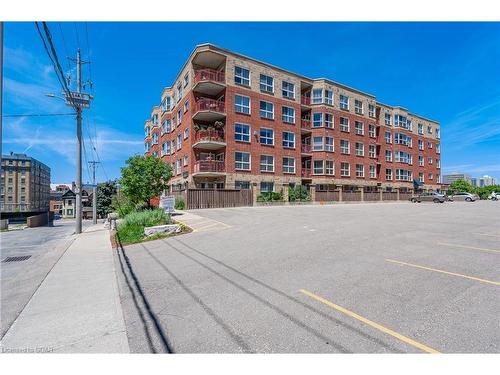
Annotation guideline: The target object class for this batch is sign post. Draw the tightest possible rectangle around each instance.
[160,195,176,214]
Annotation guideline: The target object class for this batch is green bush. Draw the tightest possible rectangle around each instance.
[288,185,310,202]
[175,196,185,210]
[117,209,171,244]
[111,194,135,218]
[257,191,283,202]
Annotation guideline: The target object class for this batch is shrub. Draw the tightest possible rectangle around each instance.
[257,191,283,202]
[288,185,310,202]
[117,208,171,244]
[175,196,185,210]
[111,194,135,218]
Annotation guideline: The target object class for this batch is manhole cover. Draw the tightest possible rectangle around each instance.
[2,255,32,263]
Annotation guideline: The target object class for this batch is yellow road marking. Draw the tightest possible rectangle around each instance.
[386,259,500,286]
[299,289,440,353]
[437,242,500,254]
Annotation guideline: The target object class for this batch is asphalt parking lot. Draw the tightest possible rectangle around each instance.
[115,200,500,353]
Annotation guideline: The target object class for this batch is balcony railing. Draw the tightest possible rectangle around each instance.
[301,144,312,153]
[194,129,225,143]
[0,203,47,212]
[194,69,225,84]
[301,95,311,106]
[301,168,311,177]
[194,160,226,173]
[301,119,311,130]
[194,98,225,113]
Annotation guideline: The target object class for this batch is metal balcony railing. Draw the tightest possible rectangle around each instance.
[301,144,312,153]
[194,69,225,84]
[194,129,225,143]
[301,119,311,129]
[301,95,311,106]
[301,169,311,177]
[194,160,226,173]
[194,98,225,113]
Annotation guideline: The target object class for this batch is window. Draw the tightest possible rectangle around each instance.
[340,162,350,176]
[260,155,274,172]
[282,81,295,99]
[419,155,424,166]
[282,131,295,148]
[184,128,189,140]
[340,140,350,154]
[177,109,182,124]
[369,144,376,158]
[418,123,424,135]
[435,128,440,139]
[428,157,433,165]
[325,137,334,152]
[419,172,424,182]
[369,165,376,178]
[394,114,410,130]
[368,104,375,118]
[340,94,349,110]
[427,125,433,134]
[235,181,251,190]
[235,66,250,86]
[418,139,424,150]
[325,113,333,128]
[428,173,433,180]
[260,128,274,145]
[184,73,189,87]
[177,82,183,101]
[325,90,333,105]
[177,134,182,150]
[163,119,171,133]
[183,155,188,166]
[355,142,364,156]
[386,169,393,180]
[428,141,433,149]
[235,152,251,170]
[260,181,274,193]
[184,100,189,113]
[152,133,159,145]
[235,95,250,114]
[395,151,412,164]
[385,131,392,144]
[313,112,323,128]
[282,106,295,123]
[283,157,295,174]
[176,159,182,175]
[235,123,250,142]
[356,164,364,178]
[355,99,363,115]
[355,121,364,135]
[260,74,274,93]
[396,169,412,181]
[394,133,412,146]
[436,144,441,153]
[313,160,324,175]
[340,117,349,132]
[385,150,392,162]
[313,136,324,151]
[384,113,391,126]
[260,101,274,119]
[312,88,322,104]
[325,160,335,175]
[368,124,376,138]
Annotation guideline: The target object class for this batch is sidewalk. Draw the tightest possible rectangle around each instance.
[0,224,129,353]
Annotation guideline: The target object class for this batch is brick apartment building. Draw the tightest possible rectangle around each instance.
[1,152,51,214]
[144,44,441,195]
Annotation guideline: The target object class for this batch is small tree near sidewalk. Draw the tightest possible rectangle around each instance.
[119,155,172,208]
[96,180,118,218]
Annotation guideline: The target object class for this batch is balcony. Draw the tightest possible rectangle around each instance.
[301,144,312,154]
[301,95,311,106]
[301,169,311,178]
[301,119,311,133]
[193,129,226,150]
[193,69,226,96]
[193,160,226,176]
[193,98,226,122]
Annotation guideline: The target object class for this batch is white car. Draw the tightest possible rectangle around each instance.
[449,192,478,202]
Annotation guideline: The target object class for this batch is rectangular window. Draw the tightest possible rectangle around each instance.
[313,112,323,128]
[355,142,364,156]
[282,106,295,123]
[260,101,274,119]
[385,150,392,162]
[325,89,333,105]
[418,140,424,150]
[325,113,333,128]
[340,117,349,132]
[419,155,424,166]
[356,164,364,178]
[436,143,441,153]
[283,157,296,174]
[435,128,440,139]
[340,94,349,110]
[368,104,375,118]
[164,119,171,133]
[368,124,376,138]
[260,181,274,193]
[394,114,411,130]
[235,152,251,170]
[386,169,393,180]
[235,181,251,190]
[235,95,251,114]
[184,128,189,140]
[184,100,189,113]
[427,125,433,134]
[325,160,335,175]
[183,155,188,166]
[260,155,274,172]
[184,73,189,87]
[428,173,433,180]
[325,137,334,152]
[177,134,182,150]
[282,131,295,148]
[312,88,323,104]
[313,136,324,151]
[313,160,324,175]
[340,140,350,154]
[369,165,376,178]
[385,113,391,126]
[235,123,250,142]
[385,131,392,144]
[235,66,250,86]
[177,109,182,124]
[428,141,433,149]
[369,144,376,158]
[340,162,350,176]
[177,82,183,101]
[418,123,424,135]
[355,121,364,135]
[282,81,295,99]
[176,159,182,175]
[260,74,274,93]
[396,169,412,181]
[355,99,363,115]
[260,128,274,145]
[428,157,433,165]
[395,151,411,164]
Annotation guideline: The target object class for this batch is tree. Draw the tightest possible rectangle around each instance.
[96,180,118,217]
[449,179,476,194]
[120,155,172,208]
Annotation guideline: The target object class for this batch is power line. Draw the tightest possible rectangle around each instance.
[58,22,71,71]
[84,22,93,92]
[73,22,81,50]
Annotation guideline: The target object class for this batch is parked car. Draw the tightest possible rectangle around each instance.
[410,192,446,203]
[449,192,478,202]
[488,192,498,201]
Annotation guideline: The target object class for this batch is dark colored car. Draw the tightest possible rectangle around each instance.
[410,192,446,203]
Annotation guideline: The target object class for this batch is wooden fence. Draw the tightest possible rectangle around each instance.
[363,192,380,201]
[399,192,412,201]
[185,189,253,209]
[343,191,362,201]
[315,191,340,202]
[382,192,398,201]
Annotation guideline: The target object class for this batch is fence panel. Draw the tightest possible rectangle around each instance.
[399,192,412,201]
[315,191,340,202]
[186,189,253,210]
[382,192,398,201]
[364,192,381,201]
[343,191,362,201]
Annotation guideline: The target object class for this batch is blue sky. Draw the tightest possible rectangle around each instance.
[3,22,500,184]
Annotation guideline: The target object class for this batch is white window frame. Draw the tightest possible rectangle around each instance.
[325,136,334,152]
[235,151,251,170]
[260,155,275,173]
[340,139,350,154]
[283,157,296,174]
[355,99,363,115]
[282,106,295,124]
[313,136,324,151]
[384,113,391,126]
[313,112,323,128]
[340,162,350,177]
[235,66,250,86]
[386,150,392,162]
[282,131,295,149]
[325,90,333,105]
[355,121,364,135]
[356,164,364,178]
[340,117,349,132]
[368,104,375,118]
[369,165,376,179]
[325,113,334,128]
[325,160,335,175]
[260,100,274,119]
[340,94,349,110]
[259,127,274,145]
[355,142,364,156]
[369,144,376,158]
[235,123,250,143]
[368,124,376,138]
[313,160,324,175]
[260,74,274,93]
[385,169,393,181]
[282,81,295,99]
[312,88,323,104]
[235,95,251,114]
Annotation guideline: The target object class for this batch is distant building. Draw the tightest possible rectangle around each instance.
[60,188,94,219]
[478,175,496,187]
[471,177,478,187]
[1,152,51,213]
[49,184,72,215]
[443,173,471,185]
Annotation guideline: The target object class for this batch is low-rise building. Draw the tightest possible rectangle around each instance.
[443,173,471,185]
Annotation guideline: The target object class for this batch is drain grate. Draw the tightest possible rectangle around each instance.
[2,255,32,263]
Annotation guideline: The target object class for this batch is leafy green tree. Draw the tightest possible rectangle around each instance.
[449,179,476,194]
[119,155,173,208]
[96,180,118,217]
[476,184,500,199]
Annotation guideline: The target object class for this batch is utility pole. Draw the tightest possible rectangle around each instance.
[75,49,83,234]
[0,22,4,178]
[88,160,99,224]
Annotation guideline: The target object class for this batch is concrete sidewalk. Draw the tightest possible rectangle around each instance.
[0,224,129,353]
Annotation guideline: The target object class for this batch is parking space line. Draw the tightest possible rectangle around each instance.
[299,289,440,353]
[473,233,500,238]
[386,259,500,286]
[437,242,500,254]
